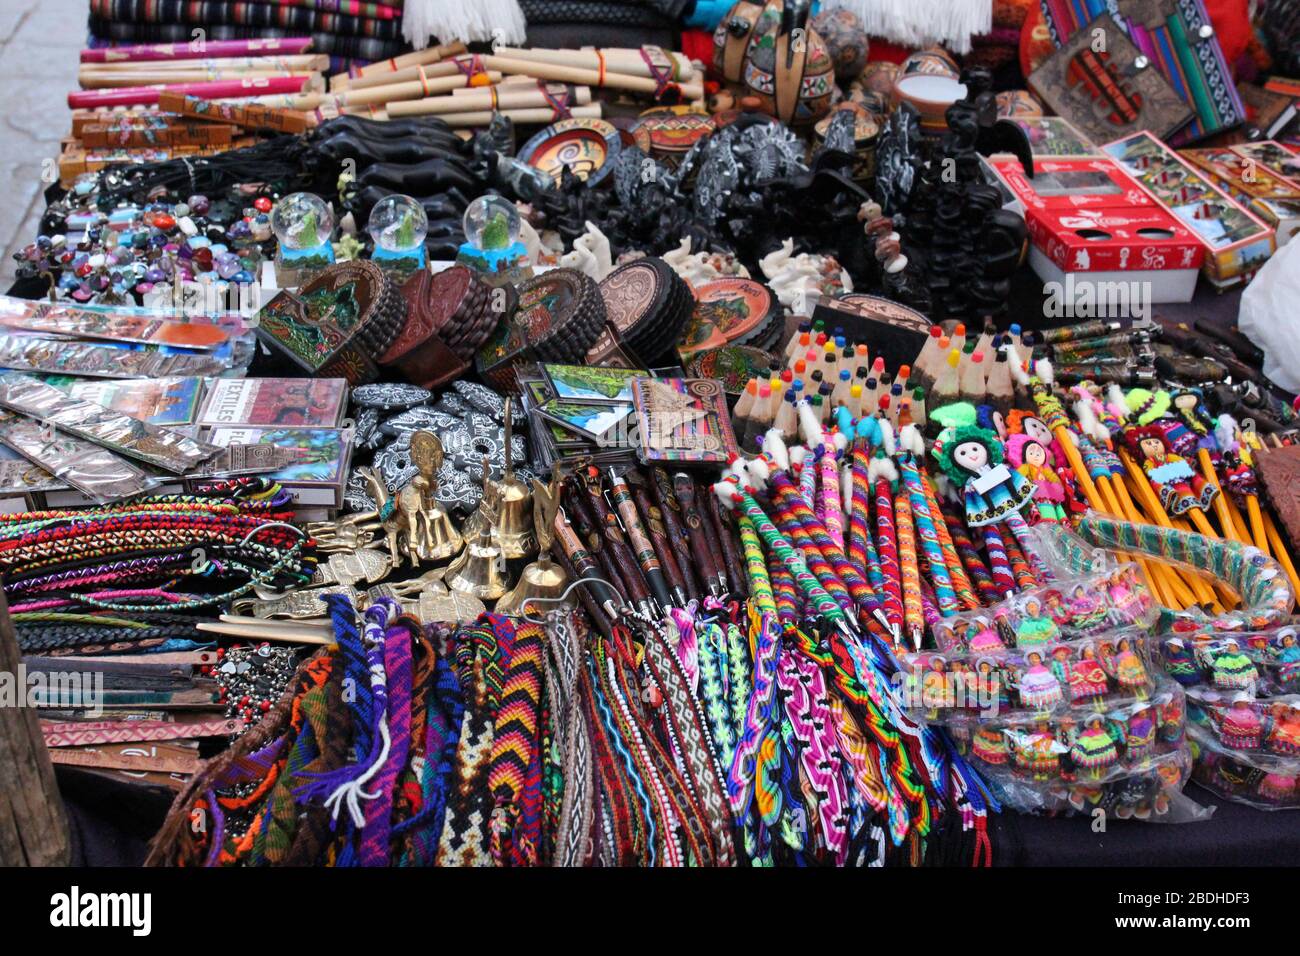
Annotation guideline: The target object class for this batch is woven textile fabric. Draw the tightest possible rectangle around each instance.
[88,0,402,39]
[88,20,406,59]
[217,0,403,18]
[519,0,675,27]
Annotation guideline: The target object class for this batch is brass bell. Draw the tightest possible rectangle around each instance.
[409,430,463,561]
[445,467,509,601]
[497,476,569,615]
[462,397,537,559]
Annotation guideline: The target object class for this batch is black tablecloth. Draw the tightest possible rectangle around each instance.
[57,768,1297,866]
[992,784,1299,867]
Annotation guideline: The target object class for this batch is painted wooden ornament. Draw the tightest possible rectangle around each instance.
[712,1,834,126]
[811,7,869,81]
[814,102,880,183]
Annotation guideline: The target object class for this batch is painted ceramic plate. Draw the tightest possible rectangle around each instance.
[680,278,777,356]
[518,118,622,187]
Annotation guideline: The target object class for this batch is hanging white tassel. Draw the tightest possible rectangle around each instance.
[818,0,990,55]
[403,0,527,50]
[324,719,391,829]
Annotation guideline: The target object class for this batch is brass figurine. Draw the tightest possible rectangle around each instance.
[359,463,443,569]
[409,430,463,561]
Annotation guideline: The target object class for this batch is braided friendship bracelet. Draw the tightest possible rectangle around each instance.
[16,621,216,653]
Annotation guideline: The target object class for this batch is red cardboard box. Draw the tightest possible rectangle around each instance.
[1024,205,1204,305]
[988,155,1203,303]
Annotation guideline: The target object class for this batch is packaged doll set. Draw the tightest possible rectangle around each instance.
[1189,724,1300,810]
[947,676,1199,820]
[902,626,1158,723]
[1159,625,1300,699]
[901,561,1205,819]
[1155,622,1300,810]
[927,563,1160,654]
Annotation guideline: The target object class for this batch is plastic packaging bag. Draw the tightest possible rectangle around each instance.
[1186,687,1300,760]
[1239,237,1300,394]
[896,556,1206,819]
[946,678,1211,821]
[1189,723,1300,810]
[900,627,1160,723]
[1037,517,1295,632]
[1158,624,1300,698]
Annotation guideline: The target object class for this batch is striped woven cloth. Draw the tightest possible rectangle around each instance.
[89,0,403,38]
[88,20,406,60]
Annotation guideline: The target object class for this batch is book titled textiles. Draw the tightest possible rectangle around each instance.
[196,378,347,429]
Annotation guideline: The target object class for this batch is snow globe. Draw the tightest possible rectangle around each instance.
[271,192,335,286]
[455,194,530,286]
[367,194,427,277]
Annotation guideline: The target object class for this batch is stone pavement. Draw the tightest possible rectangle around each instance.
[0,0,83,287]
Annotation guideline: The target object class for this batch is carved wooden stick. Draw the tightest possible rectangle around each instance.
[0,590,71,865]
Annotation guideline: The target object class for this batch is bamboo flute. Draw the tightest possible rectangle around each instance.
[408,103,605,127]
[384,84,592,116]
[313,71,503,110]
[491,45,694,80]
[475,54,704,100]
[331,41,468,87]
[329,55,485,92]
[80,69,321,89]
